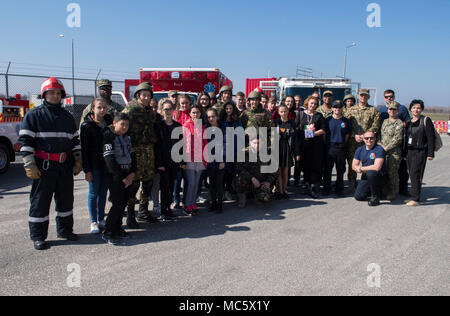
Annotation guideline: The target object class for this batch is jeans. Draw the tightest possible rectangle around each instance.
[354,171,387,201]
[88,169,108,223]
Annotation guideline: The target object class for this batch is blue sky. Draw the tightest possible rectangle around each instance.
[1,0,450,107]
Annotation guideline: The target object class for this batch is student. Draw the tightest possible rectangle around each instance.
[80,98,113,234]
[404,100,435,206]
[323,101,352,196]
[173,94,193,209]
[352,131,388,206]
[183,106,208,215]
[266,97,278,117]
[273,95,296,121]
[205,108,226,213]
[156,99,184,220]
[102,113,136,245]
[220,101,243,201]
[296,96,326,198]
[274,104,299,199]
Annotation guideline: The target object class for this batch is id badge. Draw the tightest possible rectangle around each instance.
[305,129,315,139]
[408,137,413,145]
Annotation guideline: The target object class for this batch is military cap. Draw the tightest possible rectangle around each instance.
[359,88,370,96]
[331,100,343,108]
[134,82,154,98]
[219,86,232,94]
[323,90,334,97]
[247,91,261,100]
[388,101,400,110]
[97,79,112,88]
[168,90,178,98]
[343,94,356,102]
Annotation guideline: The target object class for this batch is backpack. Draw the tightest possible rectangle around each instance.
[424,116,443,152]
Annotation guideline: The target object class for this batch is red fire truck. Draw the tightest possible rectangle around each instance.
[0,95,31,173]
[124,68,233,103]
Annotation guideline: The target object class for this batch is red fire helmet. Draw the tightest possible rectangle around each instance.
[41,77,66,99]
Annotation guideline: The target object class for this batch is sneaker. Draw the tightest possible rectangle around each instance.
[162,211,178,221]
[90,222,100,235]
[224,191,233,201]
[192,205,200,216]
[196,196,207,204]
[368,198,380,207]
[153,206,161,217]
[98,220,106,232]
[184,205,193,216]
[406,200,420,207]
[102,233,121,246]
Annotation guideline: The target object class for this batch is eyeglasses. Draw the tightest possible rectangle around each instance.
[388,108,398,111]
[384,95,394,99]
[364,137,375,141]
[163,108,173,112]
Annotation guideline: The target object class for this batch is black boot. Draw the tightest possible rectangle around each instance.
[208,201,217,212]
[127,205,139,229]
[137,203,150,221]
[34,240,48,250]
[215,202,223,214]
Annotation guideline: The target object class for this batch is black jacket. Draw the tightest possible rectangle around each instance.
[404,116,435,158]
[18,101,80,173]
[80,113,113,173]
[102,127,137,181]
[155,120,184,169]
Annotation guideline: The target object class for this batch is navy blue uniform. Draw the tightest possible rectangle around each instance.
[354,144,388,201]
[324,116,352,194]
[18,101,81,242]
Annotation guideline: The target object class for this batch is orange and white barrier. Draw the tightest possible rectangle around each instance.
[434,121,449,134]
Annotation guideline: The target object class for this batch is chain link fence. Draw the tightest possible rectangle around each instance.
[0,73,124,99]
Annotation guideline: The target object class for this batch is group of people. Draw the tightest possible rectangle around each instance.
[18,78,437,250]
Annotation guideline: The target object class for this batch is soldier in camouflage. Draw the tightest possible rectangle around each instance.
[378,102,404,201]
[240,91,274,130]
[122,82,160,227]
[235,131,278,208]
[79,79,124,127]
[212,86,233,115]
[344,89,381,193]
[342,94,356,118]
[317,90,334,119]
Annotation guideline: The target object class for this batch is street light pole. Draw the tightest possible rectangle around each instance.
[343,42,356,79]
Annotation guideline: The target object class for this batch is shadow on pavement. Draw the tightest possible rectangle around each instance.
[48,193,328,248]
[421,186,450,206]
[0,161,31,197]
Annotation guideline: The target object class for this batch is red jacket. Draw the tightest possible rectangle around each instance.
[174,110,191,126]
[183,119,208,167]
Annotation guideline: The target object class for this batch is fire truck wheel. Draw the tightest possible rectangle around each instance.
[0,143,11,174]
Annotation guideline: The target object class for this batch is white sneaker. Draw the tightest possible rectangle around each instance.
[196,196,207,204]
[90,222,100,235]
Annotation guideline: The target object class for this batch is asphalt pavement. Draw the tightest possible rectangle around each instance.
[0,137,449,296]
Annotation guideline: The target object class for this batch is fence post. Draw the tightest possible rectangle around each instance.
[5,62,11,98]
[94,69,101,97]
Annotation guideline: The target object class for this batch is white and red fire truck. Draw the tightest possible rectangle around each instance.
[124,68,233,103]
[0,95,31,174]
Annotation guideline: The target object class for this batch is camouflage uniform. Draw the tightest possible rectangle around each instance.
[235,147,278,203]
[122,99,157,208]
[379,118,404,200]
[345,104,381,184]
[317,105,333,119]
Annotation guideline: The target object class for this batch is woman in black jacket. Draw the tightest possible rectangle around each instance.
[296,96,326,198]
[404,99,435,206]
[156,99,185,220]
[80,98,113,234]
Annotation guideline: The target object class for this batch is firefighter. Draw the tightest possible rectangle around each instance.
[19,77,82,250]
